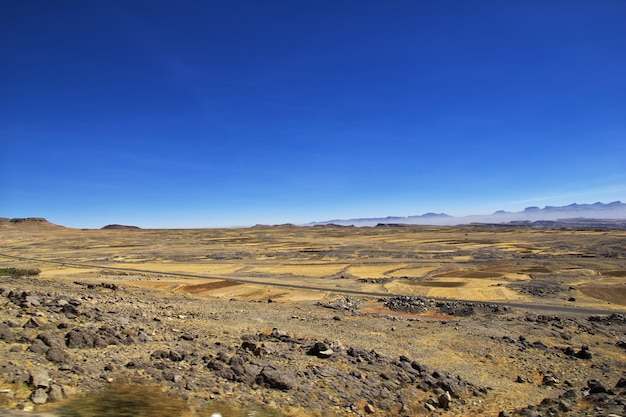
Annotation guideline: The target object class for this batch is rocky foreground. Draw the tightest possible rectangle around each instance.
[1,274,625,416]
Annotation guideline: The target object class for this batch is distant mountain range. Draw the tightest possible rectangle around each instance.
[309,201,626,228]
[4,201,626,230]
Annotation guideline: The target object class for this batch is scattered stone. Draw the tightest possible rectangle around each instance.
[575,345,593,360]
[308,341,334,358]
[558,399,572,412]
[61,304,79,319]
[2,247,624,417]
[65,329,95,349]
[0,323,16,342]
[588,313,626,325]
[24,295,41,306]
[23,318,43,328]
[37,333,65,349]
[438,391,452,409]
[47,384,64,402]
[256,367,297,391]
[563,346,576,356]
[30,388,48,404]
[588,379,607,394]
[151,349,169,360]
[169,350,186,362]
[45,347,68,364]
[29,339,49,355]
[316,296,363,312]
[30,371,50,389]
[542,375,559,386]
[384,296,431,314]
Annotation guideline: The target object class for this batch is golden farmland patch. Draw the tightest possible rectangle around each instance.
[578,286,626,306]
[346,264,406,278]
[247,264,349,277]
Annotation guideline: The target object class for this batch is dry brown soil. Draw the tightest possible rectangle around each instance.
[1,220,626,416]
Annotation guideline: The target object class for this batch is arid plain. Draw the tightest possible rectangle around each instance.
[1,218,625,416]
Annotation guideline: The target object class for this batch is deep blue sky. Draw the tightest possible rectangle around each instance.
[2,1,625,228]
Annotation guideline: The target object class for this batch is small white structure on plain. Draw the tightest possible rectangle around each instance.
[210,414,222,417]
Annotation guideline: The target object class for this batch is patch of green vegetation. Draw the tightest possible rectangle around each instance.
[0,267,41,277]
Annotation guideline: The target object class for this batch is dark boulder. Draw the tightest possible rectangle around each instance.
[575,345,592,360]
[256,367,297,391]
[588,379,607,394]
[29,339,50,354]
[46,347,69,364]
[0,323,16,342]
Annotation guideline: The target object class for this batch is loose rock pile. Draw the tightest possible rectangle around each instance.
[503,378,626,417]
[0,280,489,416]
[383,296,506,316]
[315,296,363,313]
[383,296,432,313]
[507,279,567,297]
[1,276,625,417]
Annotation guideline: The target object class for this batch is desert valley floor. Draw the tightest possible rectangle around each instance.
[1,218,625,416]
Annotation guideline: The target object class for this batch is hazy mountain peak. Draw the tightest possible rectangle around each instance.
[310,201,626,228]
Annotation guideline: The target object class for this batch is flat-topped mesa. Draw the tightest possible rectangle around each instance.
[0,218,65,231]
[4,217,64,228]
[101,224,141,230]
[9,217,50,224]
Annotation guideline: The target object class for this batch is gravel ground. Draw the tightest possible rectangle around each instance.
[1,273,626,416]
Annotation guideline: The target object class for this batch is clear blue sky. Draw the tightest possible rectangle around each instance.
[2,1,625,228]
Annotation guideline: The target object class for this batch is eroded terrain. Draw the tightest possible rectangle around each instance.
[1,219,625,416]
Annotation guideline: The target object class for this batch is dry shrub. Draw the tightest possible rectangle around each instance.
[56,383,191,417]
[55,382,285,417]
[0,267,42,277]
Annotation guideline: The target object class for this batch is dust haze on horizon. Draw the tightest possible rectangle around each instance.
[1,1,625,229]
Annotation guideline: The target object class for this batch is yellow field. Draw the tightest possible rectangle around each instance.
[1,221,626,309]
